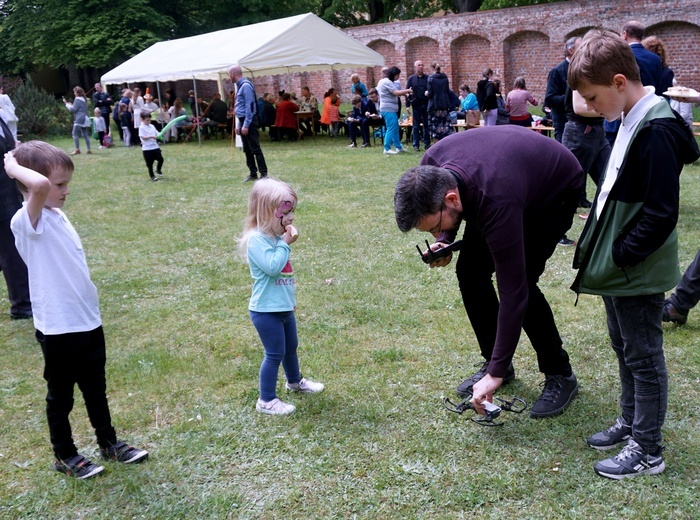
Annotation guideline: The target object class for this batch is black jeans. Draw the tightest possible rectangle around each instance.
[238,118,268,177]
[142,148,164,179]
[411,104,430,149]
[455,188,579,375]
[36,326,116,459]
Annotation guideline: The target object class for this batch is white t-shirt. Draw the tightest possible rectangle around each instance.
[11,204,101,335]
[139,122,160,151]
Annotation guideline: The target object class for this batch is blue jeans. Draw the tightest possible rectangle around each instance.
[411,104,430,149]
[250,311,301,401]
[602,294,667,451]
[381,111,403,151]
[72,124,91,151]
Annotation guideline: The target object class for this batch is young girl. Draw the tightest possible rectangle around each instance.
[138,112,164,182]
[118,103,132,147]
[238,178,324,415]
[93,108,107,149]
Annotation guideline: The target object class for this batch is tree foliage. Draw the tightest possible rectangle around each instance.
[0,0,571,76]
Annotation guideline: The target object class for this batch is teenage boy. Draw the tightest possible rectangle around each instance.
[569,30,700,479]
[5,141,148,479]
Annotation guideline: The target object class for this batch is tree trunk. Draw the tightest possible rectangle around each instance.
[454,0,483,13]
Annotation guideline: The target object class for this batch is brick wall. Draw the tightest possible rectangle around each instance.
[343,0,700,102]
[118,0,700,106]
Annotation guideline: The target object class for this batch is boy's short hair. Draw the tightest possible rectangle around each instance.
[351,95,362,104]
[568,29,641,89]
[141,111,151,120]
[12,141,74,193]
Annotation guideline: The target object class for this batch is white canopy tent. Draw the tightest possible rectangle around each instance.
[101,13,385,87]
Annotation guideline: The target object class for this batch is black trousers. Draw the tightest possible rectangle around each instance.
[238,118,268,177]
[36,326,117,459]
[455,187,579,376]
[0,218,31,316]
[142,148,164,179]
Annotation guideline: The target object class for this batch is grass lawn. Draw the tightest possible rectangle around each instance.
[1,130,699,518]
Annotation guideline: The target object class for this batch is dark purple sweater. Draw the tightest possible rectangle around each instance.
[421,126,583,377]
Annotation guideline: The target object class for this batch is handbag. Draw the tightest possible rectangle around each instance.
[466,110,480,127]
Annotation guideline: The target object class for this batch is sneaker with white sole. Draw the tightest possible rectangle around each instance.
[383,149,398,155]
[100,440,149,464]
[286,377,325,393]
[594,439,665,480]
[54,454,105,479]
[256,398,296,415]
[396,147,409,153]
[587,417,632,450]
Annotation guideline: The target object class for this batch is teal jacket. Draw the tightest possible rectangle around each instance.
[572,101,700,296]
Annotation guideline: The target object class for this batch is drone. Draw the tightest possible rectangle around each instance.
[442,392,527,426]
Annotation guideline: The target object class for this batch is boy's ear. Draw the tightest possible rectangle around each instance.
[612,74,627,90]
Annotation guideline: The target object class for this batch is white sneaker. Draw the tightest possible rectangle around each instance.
[383,149,398,155]
[347,142,357,148]
[286,377,325,393]
[256,398,296,415]
[397,147,409,153]
[98,145,105,149]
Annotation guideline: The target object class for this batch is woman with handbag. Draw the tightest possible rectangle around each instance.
[63,86,92,155]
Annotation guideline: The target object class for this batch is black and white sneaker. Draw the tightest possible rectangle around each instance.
[594,439,665,480]
[100,441,149,464]
[54,454,105,479]
[587,417,632,450]
[456,361,515,397]
[530,373,578,418]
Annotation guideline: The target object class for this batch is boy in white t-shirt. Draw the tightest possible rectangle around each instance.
[138,112,164,182]
[5,141,148,479]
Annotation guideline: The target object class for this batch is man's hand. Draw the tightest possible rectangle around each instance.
[240,126,249,136]
[428,242,452,268]
[470,373,504,415]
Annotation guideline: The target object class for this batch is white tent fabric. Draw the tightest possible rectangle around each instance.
[101,13,384,85]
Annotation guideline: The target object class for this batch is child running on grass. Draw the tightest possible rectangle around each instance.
[93,107,107,149]
[5,141,148,479]
[238,178,324,415]
[138,112,164,182]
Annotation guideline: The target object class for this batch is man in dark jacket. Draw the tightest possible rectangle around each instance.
[0,117,31,319]
[545,37,578,143]
[406,60,430,151]
[394,126,584,419]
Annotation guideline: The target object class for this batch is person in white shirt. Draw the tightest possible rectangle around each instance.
[138,112,164,182]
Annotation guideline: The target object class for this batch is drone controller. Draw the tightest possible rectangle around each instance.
[416,240,463,264]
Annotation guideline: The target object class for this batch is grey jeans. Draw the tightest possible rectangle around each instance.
[602,294,667,451]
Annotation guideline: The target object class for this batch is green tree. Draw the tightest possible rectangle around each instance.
[318,0,455,26]
[0,0,172,75]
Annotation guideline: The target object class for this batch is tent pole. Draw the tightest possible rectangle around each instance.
[192,76,202,146]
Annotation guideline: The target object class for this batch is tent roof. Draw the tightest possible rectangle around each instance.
[101,13,384,85]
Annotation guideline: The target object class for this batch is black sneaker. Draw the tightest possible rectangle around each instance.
[243,175,258,183]
[456,361,515,397]
[100,441,149,464]
[578,199,592,209]
[587,417,632,450]
[662,300,688,325]
[558,236,575,246]
[594,439,665,480]
[530,373,578,418]
[54,454,105,479]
